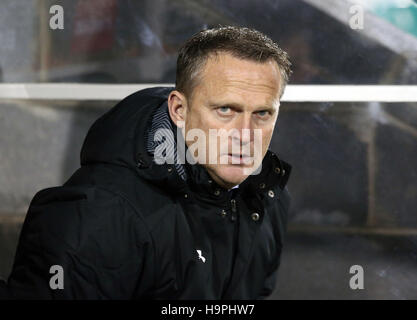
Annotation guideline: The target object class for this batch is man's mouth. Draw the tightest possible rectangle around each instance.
[228,153,249,158]
[227,153,253,164]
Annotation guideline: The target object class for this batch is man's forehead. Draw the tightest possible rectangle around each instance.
[200,54,281,92]
[203,52,280,75]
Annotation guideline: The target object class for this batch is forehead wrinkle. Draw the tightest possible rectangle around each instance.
[223,79,279,93]
[218,80,280,105]
[210,68,281,97]
[204,53,280,82]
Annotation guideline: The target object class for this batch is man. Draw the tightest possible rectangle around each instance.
[0,26,292,299]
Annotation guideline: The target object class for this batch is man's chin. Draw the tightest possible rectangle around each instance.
[211,166,252,188]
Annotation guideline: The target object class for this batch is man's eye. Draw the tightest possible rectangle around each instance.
[257,110,270,117]
[218,106,231,114]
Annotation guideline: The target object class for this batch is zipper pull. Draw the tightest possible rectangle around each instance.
[230,199,237,222]
[231,199,237,212]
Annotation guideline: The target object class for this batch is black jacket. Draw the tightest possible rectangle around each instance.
[0,87,292,300]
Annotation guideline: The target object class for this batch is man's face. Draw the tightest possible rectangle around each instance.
[182,52,282,189]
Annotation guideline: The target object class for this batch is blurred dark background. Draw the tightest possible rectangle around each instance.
[0,0,416,299]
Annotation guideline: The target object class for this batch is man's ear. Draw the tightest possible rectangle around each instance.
[167,90,188,128]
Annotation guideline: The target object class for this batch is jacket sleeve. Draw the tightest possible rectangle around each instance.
[257,186,292,300]
[0,187,155,300]
[257,256,280,300]
[0,279,8,299]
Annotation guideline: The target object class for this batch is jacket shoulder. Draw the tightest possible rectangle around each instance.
[65,165,180,235]
[7,185,156,298]
[25,185,152,249]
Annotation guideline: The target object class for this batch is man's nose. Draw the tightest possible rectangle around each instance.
[232,113,253,144]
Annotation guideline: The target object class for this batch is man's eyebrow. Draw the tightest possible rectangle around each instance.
[209,101,277,112]
[209,102,242,108]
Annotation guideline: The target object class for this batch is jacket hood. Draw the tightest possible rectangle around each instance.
[80,86,292,199]
[81,86,171,170]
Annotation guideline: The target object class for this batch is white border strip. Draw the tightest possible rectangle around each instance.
[283,85,417,102]
[1,83,417,102]
[0,83,173,101]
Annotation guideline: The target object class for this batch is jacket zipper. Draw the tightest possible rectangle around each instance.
[221,196,239,298]
[230,199,237,222]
